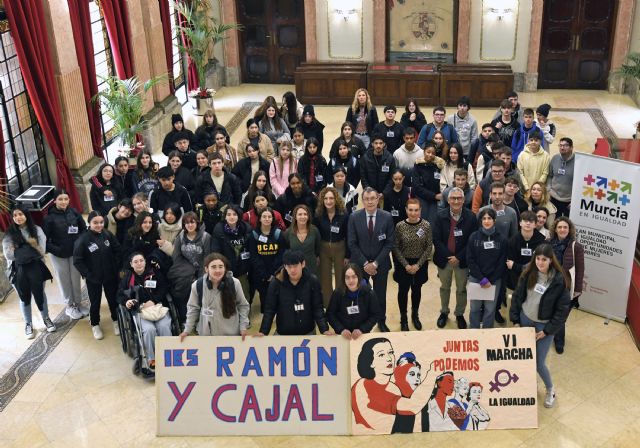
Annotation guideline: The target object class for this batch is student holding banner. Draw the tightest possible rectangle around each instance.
[509,244,571,408]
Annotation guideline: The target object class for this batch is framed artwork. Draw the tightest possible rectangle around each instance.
[388,0,456,63]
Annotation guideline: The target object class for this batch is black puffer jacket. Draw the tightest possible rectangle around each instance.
[359,148,396,193]
[117,267,169,306]
[274,186,317,226]
[327,284,380,333]
[73,229,121,284]
[211,221,252,277]
[297,153,328,194]
[298,120,325,151]
[42,206,87,258]
[195,123,229,149]
[411,159,441,204]
[232,156,271,192]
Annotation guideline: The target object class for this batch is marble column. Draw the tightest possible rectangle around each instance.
[456,0,471,64]
[139,0,171,103]
[304,0,318,62]
[373,0,386,62]
[126,0,155,113]
[221,0,241,86]
[524,0,544,92]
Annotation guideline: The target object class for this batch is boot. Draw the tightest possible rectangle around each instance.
[400,314,409,331]
[412,310,423,331]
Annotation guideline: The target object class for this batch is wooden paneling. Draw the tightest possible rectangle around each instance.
[295,62,368,105]
[439,64,513,107]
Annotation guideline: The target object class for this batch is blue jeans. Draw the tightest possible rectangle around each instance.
[469,279,501,328]
[520,312,554,390]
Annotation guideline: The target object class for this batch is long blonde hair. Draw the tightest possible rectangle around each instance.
[351,88,372,114]
[273,140,297,178]
[526,181,551,206]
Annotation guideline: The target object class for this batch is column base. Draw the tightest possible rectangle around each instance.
[518,72,538,92]
[224,66,240,86]
[71,157,103,213]
[608,72,626,95]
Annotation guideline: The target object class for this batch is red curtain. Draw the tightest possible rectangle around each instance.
[177,6,200,91]
[100,0,135,79]
[158,0,176,94]
[67,0,104,159]
[4,0,83,212]
[0,124,12,231]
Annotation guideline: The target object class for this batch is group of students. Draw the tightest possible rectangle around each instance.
[2,88,583,407]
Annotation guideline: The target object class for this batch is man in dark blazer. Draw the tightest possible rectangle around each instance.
[348,187,395,332]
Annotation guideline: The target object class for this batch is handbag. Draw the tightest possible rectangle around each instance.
[140,303,169,322]
[568,241,576,298]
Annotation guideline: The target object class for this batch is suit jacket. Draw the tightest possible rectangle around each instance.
[347,208,395,272]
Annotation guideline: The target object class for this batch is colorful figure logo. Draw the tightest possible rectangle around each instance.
[582,173,631,206]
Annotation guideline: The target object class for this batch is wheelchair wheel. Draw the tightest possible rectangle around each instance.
[164,294,183,335]
[132,357,141,375]
[117,305,136,358]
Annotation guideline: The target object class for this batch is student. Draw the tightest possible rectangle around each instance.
[503,176,529,220]
[291,126,306,160]
[432,130,449,159]
[162,113,196,156]
[241,170,276,213]
[526,182,557,226]
[417,106,459,148]
[329,167,359,213]
[274,173,317,227]
[195,153,242,206]
[510,244,571,408]
[473,133,500,183]
[382,169,410,226]
[517,131,551,192]
[497,147,524,191]
[90,163,122,216]
[243,193,287,231]
[259,102,290,152]
[329,121,367,160]
[441,169,474,210]
[547,137,575,217]
[411,142,442,225]
[511,108,542,162]
[468,123,495,173]
[360,134,396,196]
[3,207,56,338]
[346,88,379,149]
[157,203,183,256]
[492,91,524,124]
[180,253,250,339]
[327,264,381,339]
[505,210,546,291]
[400,98,427,135]
[232,144,271,192]
[113,156,134,199]
[206,130,238,171]
[258,249,331,336]
[326,139,361,188]
[73,211,122,340]
[269,140,298,198]
[432,188,478,329]
[105,198,135,244]
[471,159,507,214]
[195,190,224,235]
[192,150,210,180]
[392,198,432,331]
[121,211,163,267]
[467,208,508,329]
[43,189,88,320]
[440,143,476,191]
[149,166,193,215]
[280,91,304,134]
[297,104,325,151]
[393,127,423,177]
[478,182,518,240]
[172,130,198,170]
[373,105,405,152]
[491,99,519,147]
[167,150,195,195]
[195,109,229,149]
[254,95,278,123]
[237,118,275,161]
[131,149,159,195]
[536,103,556,151]
[448,96,477,158]
[534,206,551,239]
[297,137,328,194]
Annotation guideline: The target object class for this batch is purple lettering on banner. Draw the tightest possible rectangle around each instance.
[217,347,235,376]
[282,385,306,421]
[265,385,281,421]
[242,347,264,377]
[311,383,333,421]
[211,384,237,422]
[167,381,196,421]
[239,385,263,422]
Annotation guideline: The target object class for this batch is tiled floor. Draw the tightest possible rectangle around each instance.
[0,85,639,447]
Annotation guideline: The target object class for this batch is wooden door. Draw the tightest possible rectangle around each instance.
[538,0,616,89]
[236,0,306,84]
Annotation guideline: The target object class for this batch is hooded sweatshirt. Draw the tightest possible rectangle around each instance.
[516,143,551,191]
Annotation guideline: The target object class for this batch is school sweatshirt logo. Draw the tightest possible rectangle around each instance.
[580,174,631,225]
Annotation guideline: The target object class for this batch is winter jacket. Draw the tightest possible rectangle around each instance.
[232,155,271,192]
[346,106,379,136]
[174,147,198,170]
[400,111,427,134]
[274,186,317,226]
[243,208,287,231]
[432,207,478,269]
[42,206,86,258]
[260,268,328,335]
[447,112,478,156]
[172,166,195,197]
[298,119,325,151]
[517,144,551,191]
[114,171,135,198]
[211,221,252,277]
[106,207,135,244]
[466,228,508,284]
[72,229,121,284]
[297,153,328,193]
[195,203,224,236]
[491,116,519,147]
[506,230,547,289]
[117,267,169,306]
[511,122,543,162]
[248,226,287,282]
[373,121,405,152]
[269,158,298,197]
[411,158,441,205]
[382,184,410,226]
[359,148,396,193]
[417,122,459,148]
[327,284,380,333]
[172,228,212,274]
[329,136,367,160]
[122,230,163,267]
[89,177,122,216]
[195,123,229,149]
[149,184,193,215]
[329,182,359,214]
[195,170,242,206]
[510,269,571,335]
[326,154,361,188]
[237,133,275,161]
[162,128,197,155]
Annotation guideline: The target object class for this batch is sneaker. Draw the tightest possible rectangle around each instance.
[78,304,90,317]
[25,322,35,339]
[43,317,57,333]
[437,313,448,329]
[544,388,556,408]
[113,320,120,336]
[65,305,83,320]
[92,325,104,340]
[456,316,468,329]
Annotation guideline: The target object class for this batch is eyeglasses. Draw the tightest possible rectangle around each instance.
[449,197,464,201]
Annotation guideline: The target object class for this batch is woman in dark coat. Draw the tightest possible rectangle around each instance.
[90,163,122,216]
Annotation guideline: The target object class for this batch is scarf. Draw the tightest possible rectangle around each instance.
[480,226,496,237]
[308,154,317,190]
[224,223,239,236]
[550,237,569,262]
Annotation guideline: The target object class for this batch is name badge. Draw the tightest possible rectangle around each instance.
[483,241,495,249]
[353,206,358,212]
[284,213,293,222]
[294,303,305,312]
[378,233,387,241]
[88,243,99,252]
[240,251,250,260]
[558,168,566,175]
[258,235,268,243]
[315,174,324,182]
[386,131,395,138]
[381,164,390,173]
[67,226,78,234]
[104,194,114,202]
[330,225,340,233]
[347,305,360,315]
[145,280,157,289]
[521,248,532,256]
[434,172,441,180]
[534,283,547,294]
[496,209,505,217]
[416,228,425,238]
[104,240,110,247]
[391,209,399,217]
[454,229,463,237]
[201,308,214,317]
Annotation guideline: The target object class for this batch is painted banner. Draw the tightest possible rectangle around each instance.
[350,329,538,434]
[156,336,350,436]
[569,153,640,321]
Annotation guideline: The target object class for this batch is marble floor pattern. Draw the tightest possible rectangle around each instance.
[0,85,639,447]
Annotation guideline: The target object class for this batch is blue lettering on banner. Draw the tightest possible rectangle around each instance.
[293,339,311,376]
[317,347,337,376]
[164,349,199,367]
[217,347,235,376]
[242,347,264,377]
[268,347,287,376]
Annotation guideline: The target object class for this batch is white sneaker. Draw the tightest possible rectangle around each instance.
[544,388,556,408]
[78,303,90,317]
[92,325,104,340]
[25,322,35,339]
[113,320,120,336]
[65,306,83,320]
[43,317,57,333]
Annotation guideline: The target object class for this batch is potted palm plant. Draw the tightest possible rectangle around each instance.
[616,52,640,107]
[176,0,241,115]
[93,75,166,160]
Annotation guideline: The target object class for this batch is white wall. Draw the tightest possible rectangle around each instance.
[315,0,374,62]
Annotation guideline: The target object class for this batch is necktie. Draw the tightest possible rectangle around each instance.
[368,215,374,237]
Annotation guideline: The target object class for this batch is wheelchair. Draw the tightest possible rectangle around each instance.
[116,293,181,379]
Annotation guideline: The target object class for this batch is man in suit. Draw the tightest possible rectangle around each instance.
[348,187,395,332]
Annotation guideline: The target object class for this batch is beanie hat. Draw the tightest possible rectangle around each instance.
[302,104,315,116]
[536,103,551,118]
[171,114,183,126]
[173,131,191,145]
